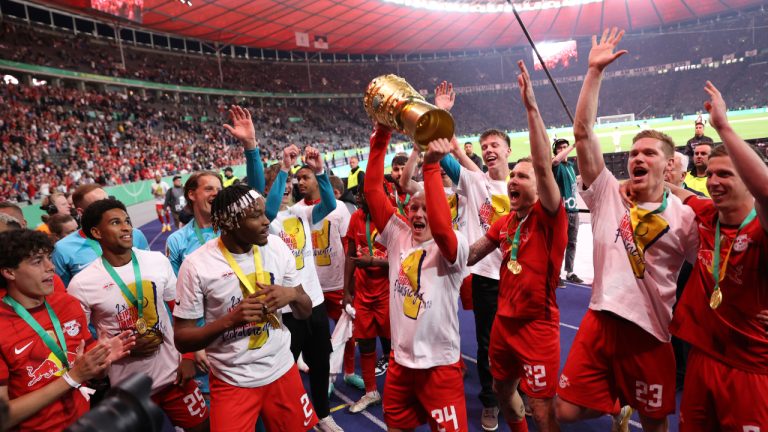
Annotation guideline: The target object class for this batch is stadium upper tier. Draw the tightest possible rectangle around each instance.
[0,9,766,94]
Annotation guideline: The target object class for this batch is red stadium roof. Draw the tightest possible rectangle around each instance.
[39,0,764,54]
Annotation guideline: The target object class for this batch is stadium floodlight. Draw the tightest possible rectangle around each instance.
[382,0,602,13]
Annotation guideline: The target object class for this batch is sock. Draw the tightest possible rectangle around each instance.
[507,418,528,432]
[343,339,356,375]
[360,351,377,393]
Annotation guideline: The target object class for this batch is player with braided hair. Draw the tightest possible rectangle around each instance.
[173,183,317,431]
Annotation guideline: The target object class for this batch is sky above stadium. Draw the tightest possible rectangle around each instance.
[42,0,764,54]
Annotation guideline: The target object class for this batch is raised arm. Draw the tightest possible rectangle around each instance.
[517,61,561,215]
[304,146,337,223]
[440,154,462,185]
[263,145,299,221]
[224,105,265,194]
[704,81,768,231]
[364,124,397,232]
[450,136,483,173]
[552,142,576,166]
[400,148,425,195]
[423,138,458,262]
[574,28,628,187]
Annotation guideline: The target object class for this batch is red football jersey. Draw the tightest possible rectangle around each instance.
[670,197,768,374]
[346,209,390,304]
[485,200,567,321]
[0,290,93,431]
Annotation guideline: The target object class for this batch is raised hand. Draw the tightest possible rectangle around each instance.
[424,138,453,165]
[303,146,324,174]
[223,105,257,149]
[588,27,628,72]
[517,60,538,112]
[703,81,728,131]
[281,144,300,172]
[434,81,456,112]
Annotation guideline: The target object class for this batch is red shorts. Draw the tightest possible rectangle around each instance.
[489,315,560,398]
[209,365,318,431]
[353,295,390,340]
[680,348,768,432]
[151,379,209,429]
[155,203,166,212]
[383,359,468,431]
[459,275,473,310]
[324,289,343,322]
[557,309,675,419]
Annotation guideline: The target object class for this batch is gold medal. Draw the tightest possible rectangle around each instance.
[709,290,722,310]
[136,317,148,335]
[266,313,281,329]
[507,259,522,275]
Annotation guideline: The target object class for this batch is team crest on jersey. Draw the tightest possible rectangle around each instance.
[733,233,750,252]
[478,194,509,232]
[281,216,307,270]
[559,374,569,389]
[395,249,427,320]
[63,320,81,337]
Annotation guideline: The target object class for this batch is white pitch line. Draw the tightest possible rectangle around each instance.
[332,388,388,430]
[147,225,165,249]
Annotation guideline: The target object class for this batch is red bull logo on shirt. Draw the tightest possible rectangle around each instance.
[27,351,77,387]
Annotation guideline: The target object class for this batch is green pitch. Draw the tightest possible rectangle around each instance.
[461,110,768,162]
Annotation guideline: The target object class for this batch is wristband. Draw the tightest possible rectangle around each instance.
[63,371,81,389]
[182,352,196,361]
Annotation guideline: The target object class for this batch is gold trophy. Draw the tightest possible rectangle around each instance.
[364,74,455,151]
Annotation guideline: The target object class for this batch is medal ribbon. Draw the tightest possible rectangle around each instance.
[395,193,410,216]
[365,215,375,257]
[504,213,529,263]
[3,296,69,369]
[102,251,144,321]
[193,219,217,246]
[217,239,280,334]
[218,239,268,294]
[79,230,102,256]
[712,208,756,293]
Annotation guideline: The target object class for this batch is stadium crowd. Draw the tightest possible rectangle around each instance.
[0,10,765,93]
[0,83,372,203]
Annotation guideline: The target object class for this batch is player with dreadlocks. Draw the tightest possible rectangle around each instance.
[173,183,317,432]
